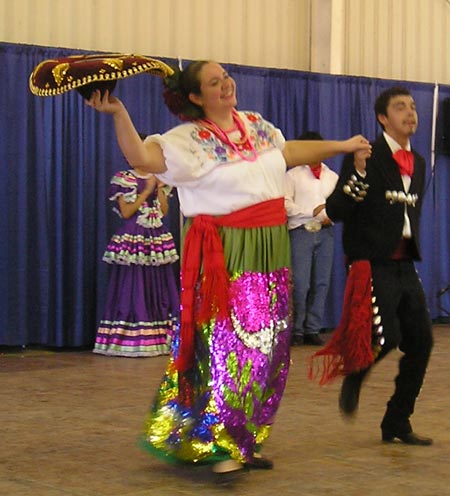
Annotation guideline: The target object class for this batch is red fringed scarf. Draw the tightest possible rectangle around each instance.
[308,260,374,385]
[177,197,287,373]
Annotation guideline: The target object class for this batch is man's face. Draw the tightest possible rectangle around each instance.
[378,94,418,142]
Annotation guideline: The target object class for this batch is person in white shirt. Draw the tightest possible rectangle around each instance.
[285,131,338,346]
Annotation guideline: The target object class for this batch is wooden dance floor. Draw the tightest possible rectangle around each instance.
[1,323,449,496]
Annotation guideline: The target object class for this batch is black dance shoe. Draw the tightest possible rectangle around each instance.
[381,431,433,445]
[303,334,325,346]
[291,333,304,346]
[244,454,274,470]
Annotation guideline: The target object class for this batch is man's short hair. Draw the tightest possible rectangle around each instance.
[374,86,412,119]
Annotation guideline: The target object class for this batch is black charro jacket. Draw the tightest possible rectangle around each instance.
[326,135,426,262]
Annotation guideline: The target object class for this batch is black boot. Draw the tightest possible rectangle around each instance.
[380,405,432,446]
[339,371,366,416]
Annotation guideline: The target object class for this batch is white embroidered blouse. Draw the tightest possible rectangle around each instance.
[148,111,286,217]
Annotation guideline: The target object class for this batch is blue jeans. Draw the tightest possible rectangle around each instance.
[289,226,334,336]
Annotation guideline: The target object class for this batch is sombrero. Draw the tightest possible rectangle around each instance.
[29,53,174,98]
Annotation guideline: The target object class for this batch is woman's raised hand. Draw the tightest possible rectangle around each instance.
[85,89,124,114]
[344,135,372,154]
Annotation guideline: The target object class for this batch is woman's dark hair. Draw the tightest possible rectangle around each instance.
[374,86,412,129]
[163,60,209,121]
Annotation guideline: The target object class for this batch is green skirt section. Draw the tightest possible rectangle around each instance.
[182,221,291,273]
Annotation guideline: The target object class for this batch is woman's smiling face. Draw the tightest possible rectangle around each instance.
[189,62,237,116]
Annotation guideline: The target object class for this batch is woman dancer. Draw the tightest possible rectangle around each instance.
[87,60,370,475]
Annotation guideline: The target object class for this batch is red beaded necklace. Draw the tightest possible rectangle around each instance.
[197,109,258,162]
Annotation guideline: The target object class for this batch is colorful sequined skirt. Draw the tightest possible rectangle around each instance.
[140,224,292,464]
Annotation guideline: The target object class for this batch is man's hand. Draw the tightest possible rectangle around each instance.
[353,148,372,175]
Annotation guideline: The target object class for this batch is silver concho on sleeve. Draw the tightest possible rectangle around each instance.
[343,175,369,202]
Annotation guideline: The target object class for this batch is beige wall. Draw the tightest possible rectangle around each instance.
[342,0,449,85]
[0,0,449,84]
[0,0,311,70]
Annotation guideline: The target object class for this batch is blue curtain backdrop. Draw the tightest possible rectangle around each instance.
[1,42,449,347]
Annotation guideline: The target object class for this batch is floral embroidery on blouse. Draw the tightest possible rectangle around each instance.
[191,111,278,164]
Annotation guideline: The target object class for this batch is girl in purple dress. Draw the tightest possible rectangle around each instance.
[93,168,179,357]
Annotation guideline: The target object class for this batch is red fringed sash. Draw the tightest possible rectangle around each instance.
[177,197,287,373]
[308,260,374,385]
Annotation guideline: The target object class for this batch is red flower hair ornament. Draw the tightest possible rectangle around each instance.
[163,66,204,121]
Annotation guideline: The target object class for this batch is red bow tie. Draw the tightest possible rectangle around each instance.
[309,164,321,179]
[392,149,414,177]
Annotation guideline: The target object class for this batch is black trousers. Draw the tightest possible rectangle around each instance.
[361,260,433,431]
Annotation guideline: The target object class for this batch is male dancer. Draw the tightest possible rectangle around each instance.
[321,86,433,445]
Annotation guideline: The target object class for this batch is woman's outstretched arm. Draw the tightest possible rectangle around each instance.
[283,135,371,168]
[86,90,167,173]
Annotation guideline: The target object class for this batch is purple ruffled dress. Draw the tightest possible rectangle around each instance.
[93,170,179,357]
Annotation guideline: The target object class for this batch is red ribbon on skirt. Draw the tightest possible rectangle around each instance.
[176,197,287,373]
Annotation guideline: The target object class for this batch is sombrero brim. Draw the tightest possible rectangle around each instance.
[29,53,174,97]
